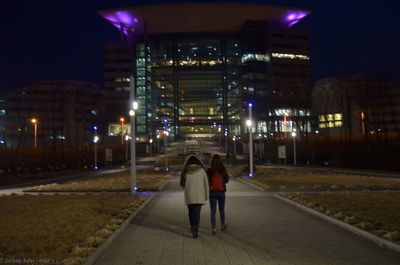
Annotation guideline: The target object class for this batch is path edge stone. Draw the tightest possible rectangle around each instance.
[274,193,400,254]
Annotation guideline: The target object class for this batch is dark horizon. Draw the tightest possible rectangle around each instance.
[2,0,400,91]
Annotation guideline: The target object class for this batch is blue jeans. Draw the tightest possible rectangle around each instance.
[209,192,225,229]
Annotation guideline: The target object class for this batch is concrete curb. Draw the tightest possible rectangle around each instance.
[235,177,265,191]
[274,193,400,254]
[83,193,156,265]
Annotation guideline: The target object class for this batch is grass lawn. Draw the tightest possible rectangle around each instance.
[155,156,183,167]
[27,170,171,192]
[231,166,400,190]
[282,192,400,242]
[0,194,146,264]
[0,169,90,187]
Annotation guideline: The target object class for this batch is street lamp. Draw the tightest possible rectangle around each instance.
[224,128,228,151]
[93,126,99,170]
[233,136,237,156]
[125,134,130,162]
[258,133,262,160]
[292,131,297,166]
[129,77,138,193]
[31,118,38,148]
[164,130,169,171]
[156,134,160,153]
[149,138,153,156]
[218,125,221,145]
[120,117,125,144]
[247,103,254,177]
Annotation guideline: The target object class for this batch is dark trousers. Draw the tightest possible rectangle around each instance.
[209,192,226,229]
[188,204,202,230]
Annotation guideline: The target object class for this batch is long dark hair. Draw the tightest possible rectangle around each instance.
[210,154,226,175]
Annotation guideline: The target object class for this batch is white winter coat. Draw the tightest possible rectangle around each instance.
[182,165,209,205]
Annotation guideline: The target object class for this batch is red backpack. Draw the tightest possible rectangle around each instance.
[211,171,224,192]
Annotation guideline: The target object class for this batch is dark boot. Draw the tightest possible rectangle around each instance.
[192,225,198,238]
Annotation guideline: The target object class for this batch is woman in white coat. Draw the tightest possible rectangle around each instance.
[180,155,209,238]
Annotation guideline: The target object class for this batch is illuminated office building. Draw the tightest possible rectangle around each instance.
[100,3,312,139]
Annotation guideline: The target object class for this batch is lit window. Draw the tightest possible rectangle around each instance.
[189,108,194,115]
[319,115,325,122]
[241,53,270,63]
[0,109,5,116]
[334,113,342,121]
[327,114,333,121]
[271,53,310,60]
[209,108,214,115]
[335,121,343,127]
[328,122,335,128]
[319,123,326,128]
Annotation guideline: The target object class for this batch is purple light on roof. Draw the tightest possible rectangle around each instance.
[102,12,140,36]
[285,11,309,27]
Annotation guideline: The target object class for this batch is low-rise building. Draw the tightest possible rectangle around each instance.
[312,75,400,138]
[4,80,104,148]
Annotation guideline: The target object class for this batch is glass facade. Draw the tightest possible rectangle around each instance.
[139,36,243,137]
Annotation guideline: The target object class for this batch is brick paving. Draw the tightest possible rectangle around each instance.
[93,175,400,265]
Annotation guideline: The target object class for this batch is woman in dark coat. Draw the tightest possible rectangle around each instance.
[207,154,229,235]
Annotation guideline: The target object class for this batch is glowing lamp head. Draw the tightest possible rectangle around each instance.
[248,103,253,108]
[149,139,153,143]
[93,126,98,131]
[165,131,169,136]
[93,136,99,143]
[129,110,135,116]
[125,135,130,141]
[233,136,236,141]
[156,135,160,139]
[120,117,125,123]
[31,118,37,124]
[246,119,252,127]
[291,132,297,137]
[132,101,138,110]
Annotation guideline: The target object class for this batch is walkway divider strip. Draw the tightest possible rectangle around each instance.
[274,193,400,254]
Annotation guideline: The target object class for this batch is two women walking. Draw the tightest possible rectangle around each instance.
[180,154,229,238]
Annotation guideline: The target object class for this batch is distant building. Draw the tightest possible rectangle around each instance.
[99,3,312,140]
[312,75,400,138]
[4,80,104,148]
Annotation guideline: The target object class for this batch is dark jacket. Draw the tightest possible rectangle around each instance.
[206,168,229,192]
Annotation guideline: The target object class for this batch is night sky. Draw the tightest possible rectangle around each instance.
[2,0,400,91]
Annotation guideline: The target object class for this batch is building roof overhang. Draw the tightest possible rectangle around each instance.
[99,3,311,35]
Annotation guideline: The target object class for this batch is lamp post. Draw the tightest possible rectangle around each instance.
[218,125,221,145]
[164,130,169,171]
[156,134,160,153]
[224,128,228,151]
[129,77,138,193]
[292,131,297,166]
[233,136,237,156]
[247,103,253,177]
[149,138,153,156]
[120,117,125,144]
[31,118,38,148]
[93,126,99,170]
[258,133,262,160]
[125,134,130,162]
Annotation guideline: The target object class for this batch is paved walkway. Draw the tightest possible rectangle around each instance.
[93,176,400,265]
